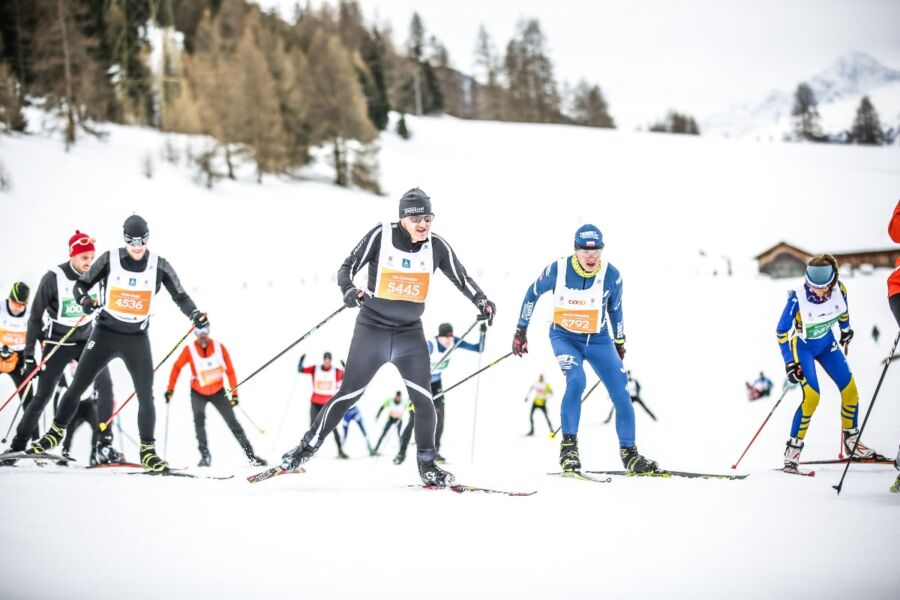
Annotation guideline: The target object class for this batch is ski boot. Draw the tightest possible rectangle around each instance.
[281,439,316,471]
[559,434,581,472]
[26,423,67,455]
[393,452,406,465]
[1,437,26,466]
[96,436,126,465]
[783,437,804,473]
[842,428,883,460]
[57,449,73,467]
[198,447,211,467]
[620,445,659,473]
[246,452,267,467]
[418,459,455,487]
[338,449,350,459]
[891,474,900,494]
[140,443,169,472]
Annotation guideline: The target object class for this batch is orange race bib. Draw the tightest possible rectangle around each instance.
[109,288,152,317]
[315,379,336,394]
[553,308,600,334]
[377,269,430,302]
[0,329,26,348]
[199,367,224,386]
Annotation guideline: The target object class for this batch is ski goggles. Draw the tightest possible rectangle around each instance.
[805,264,835,288]
[194,326,210,336]
[575,245,604,256]
[406,214,433,224]
[124,233,149,247]
[69,236,96,253]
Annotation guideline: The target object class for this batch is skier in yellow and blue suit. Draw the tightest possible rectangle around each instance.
[511,224,658,474]
[778,254,884,470]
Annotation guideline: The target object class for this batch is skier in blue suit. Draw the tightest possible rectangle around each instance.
[511,224,658,473]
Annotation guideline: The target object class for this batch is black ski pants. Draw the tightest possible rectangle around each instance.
[303,321,437,462]
[192,389,252,454]
[374,416,402,452]
[432,379,445,452]
[309,403,343,452]
[53,326,156,442]
[529,403,553,434]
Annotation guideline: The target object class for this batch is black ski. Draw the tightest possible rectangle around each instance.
[128,470,234,480]
[585,470,748,480]
[0,451,74,463]
[414,484,537,496]
[247,467,306,484]
[799,457,892,465]
[86,462,143,469]
[548,471,613,483]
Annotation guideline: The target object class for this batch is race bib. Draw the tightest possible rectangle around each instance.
[553,308,600,334]
[377,269,429,302]
[61,294,98,318]
[109,288,152,317]
[199,366,224,386]
[315,379,336,394]
[0,329,26,348]
[805,317,838,340]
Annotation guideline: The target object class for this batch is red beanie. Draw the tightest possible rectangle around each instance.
[68,230,95,257]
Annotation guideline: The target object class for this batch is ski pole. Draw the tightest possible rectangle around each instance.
[549,380,602,439]
[237,404,266,434]
[227,305,346,396]
[730,380,795,470]
[470,330,487,463]
[433,352,513,401]
[833,330,900,495]
[1,379,33,443]
[0,314,89,414]
[430,319,479,373]
[115,416,139,451]
[99,324,195,431]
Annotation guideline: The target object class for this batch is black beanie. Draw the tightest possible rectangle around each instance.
[9,281,30,304]
[124,214,149,239]
[438,323,453,336]
[398,188,433,218]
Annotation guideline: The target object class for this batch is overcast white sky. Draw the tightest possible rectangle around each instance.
[258,0,900,128]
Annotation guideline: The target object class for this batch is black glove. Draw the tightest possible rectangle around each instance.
[785,361,804,385]
[19,354,36,377]
[512,326,528,356]
[79,295,99,315]
[839,328,854,348]
[164,389,173,404]
[230,392,239,407]
[343,287,364,308]
[190,310,209,329]
[479,323,488,333]
[475,297,496,326]
[614,338,626,360]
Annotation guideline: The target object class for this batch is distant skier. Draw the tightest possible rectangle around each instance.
[525,374,554,436]
[166,325,266,467]
[340,405,373,455]
[605,370,656,422]
[0,283,35,441]
[26,215,209,472]
[53,360,115,465]
[372,391,406,455]
[279,188,496,487]
[745,371,774,401]
[393,402,417,464]
[427,321,486,461]
[778,254,885,473]
[298,352,347,459]
[871,324,880,344]
[512,224,658,473]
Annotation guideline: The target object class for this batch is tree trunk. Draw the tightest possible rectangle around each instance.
[224,144,235,180]
[57,0,76,150]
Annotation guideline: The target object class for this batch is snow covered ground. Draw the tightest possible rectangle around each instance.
[0,115,899,599]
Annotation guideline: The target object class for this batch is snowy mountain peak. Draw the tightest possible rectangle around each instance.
[808,51,900,104]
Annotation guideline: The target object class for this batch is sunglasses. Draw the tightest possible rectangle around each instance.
[407,215,433,224]
[575,245,604,256]
[124,233,149,247]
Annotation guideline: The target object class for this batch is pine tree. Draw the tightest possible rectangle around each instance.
[359,27,391,131]
[504,19,560,123]
[791,82,822,142]
[474,25,504,120]
[570,81,614,128]
[407,13,424,62]
[649,110,699,135]
[0,61,26,132]
[850,95,884,145]
[306,29,376,186]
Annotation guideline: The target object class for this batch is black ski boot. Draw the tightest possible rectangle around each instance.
[57,449,73,467]
[559,434,581,472]
[198,447,211,467]
[27,423,67,455]
[246,452,267,467]
[96,434,125,465]
[140,443,169,472]
[418,459,455,487]
[281,439,316,471]
[393,452,405,465]
[620,446,659,473]
[1,437,27,466]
